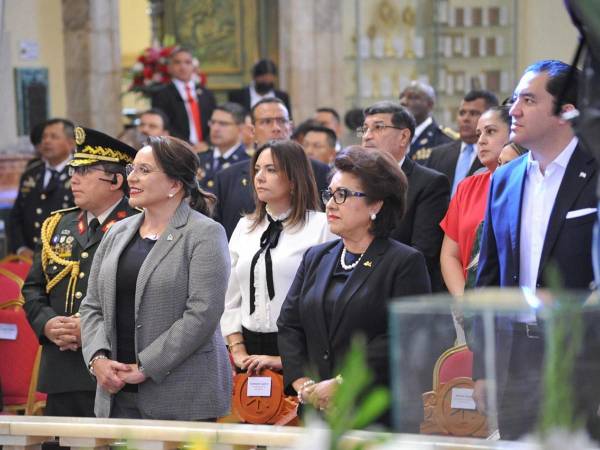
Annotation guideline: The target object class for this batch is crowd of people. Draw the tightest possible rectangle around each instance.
[6,47,600,441]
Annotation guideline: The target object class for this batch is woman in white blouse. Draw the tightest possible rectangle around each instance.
[221,139,335,374]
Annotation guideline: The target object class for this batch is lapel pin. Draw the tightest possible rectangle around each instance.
[363,260,372,267]
[242,178,248,186]
[167,234,173,241]
[579,172,587,179]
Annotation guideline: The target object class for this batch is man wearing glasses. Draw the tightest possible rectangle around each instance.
[213,97,330,239]
[361,101,450,292]
[197,102,249,191]
[23,127,139,418]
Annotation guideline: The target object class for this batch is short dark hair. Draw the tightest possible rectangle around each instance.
[249,139,320,230]
[250,97,288,122]
[304,125,337,149]
[169,46,194,61]
[333,146,407,238]
[463,90,499,109]
[252,59,278,78]
[44,118,75,139]
[97,162,128,193]
[363,101,416,140]
[291,119,320,142]
[145,136,216,216]
[316,107,341,123]
[214,102,247,125]
[140,108,170,132]
[523,59,580,109]
[344,108,365,132]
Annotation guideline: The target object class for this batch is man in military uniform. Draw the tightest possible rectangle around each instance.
[197,102,248,191]
[23,127,138,417]
[8,118,76,258]
[399,81,457,162]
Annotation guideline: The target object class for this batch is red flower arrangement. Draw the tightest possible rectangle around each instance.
[128,46,207,96]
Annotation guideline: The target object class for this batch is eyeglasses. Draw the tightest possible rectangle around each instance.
[254,117,290,127]
[125,164,163,177]
[321,188,367,205]
[68,166,107,177]
[356,123,405,138]
[208,119,237,127]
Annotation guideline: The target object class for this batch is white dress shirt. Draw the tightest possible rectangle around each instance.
[43,157,71,187]
[221,210,335,336]
[172,78,200,144]
[519,137,578,300]
[412,116,433,144]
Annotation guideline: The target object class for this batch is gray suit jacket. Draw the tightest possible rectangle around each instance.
[80,201,232,420]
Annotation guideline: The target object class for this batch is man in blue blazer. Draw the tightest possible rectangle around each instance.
[473,60,599,440]
[213,98,329,238]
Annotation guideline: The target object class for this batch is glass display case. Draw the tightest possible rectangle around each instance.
[343,0,518,127]
[388,288,600,440]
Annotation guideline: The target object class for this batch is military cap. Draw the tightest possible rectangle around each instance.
[71,126,136,167]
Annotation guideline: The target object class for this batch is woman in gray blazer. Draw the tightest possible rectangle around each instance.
[80,136,232,420]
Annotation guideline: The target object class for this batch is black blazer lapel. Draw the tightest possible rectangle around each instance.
[446,142,461,183]
[538,145,597,279]
[312,241,341,345]
[328,238,388,340]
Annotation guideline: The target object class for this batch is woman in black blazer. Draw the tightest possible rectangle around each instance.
[277,146,432,425]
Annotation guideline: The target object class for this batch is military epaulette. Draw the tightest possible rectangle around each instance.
[413,148,432,161]
[441,127,460,140]
[23,159,44,172]
[49,206,80,216]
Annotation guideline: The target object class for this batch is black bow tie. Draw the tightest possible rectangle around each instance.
[249,214,284,315]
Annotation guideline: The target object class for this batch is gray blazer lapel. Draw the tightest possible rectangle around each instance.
[134,202,191,318]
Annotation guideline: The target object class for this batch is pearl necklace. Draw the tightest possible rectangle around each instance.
[340,247,364,271]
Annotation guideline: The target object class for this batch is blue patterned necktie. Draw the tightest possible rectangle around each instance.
[452,144,475,195]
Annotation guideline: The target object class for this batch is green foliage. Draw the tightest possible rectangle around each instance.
[539,264,584,435]
[320,336,391,450]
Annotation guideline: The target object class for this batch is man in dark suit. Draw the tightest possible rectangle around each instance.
[152,47,216,152]
[8,118,76,258]
[399,81,457,161]
[213,97,329,238]
[23,127,139,417]
[228,59,292,119]
[472,60,599,440]
[425,90,499,195]
[361,101,450,291]
[197,102,249,191]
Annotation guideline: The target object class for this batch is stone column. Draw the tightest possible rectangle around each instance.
[278,0,344,123]
[62,0,122,136]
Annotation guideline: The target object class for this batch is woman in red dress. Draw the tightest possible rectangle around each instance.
[440,106,511,296]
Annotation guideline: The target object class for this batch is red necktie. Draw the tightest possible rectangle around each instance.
[185,83,203,142]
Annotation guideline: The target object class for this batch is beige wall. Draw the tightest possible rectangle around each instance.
[119,0,151,113]
[1,0,67,148]
[517,0,579,74]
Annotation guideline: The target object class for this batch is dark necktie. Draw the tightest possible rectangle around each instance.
[249,215,284,315]
[214,155,227,172]
[44,169,60,193]
[87,218,100,243]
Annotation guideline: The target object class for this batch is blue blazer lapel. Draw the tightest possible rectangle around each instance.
[328,238,388,340]
[134,202,191,318]
[538,145,597,280]
[309,241,341,345]
[508,157,528,272]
